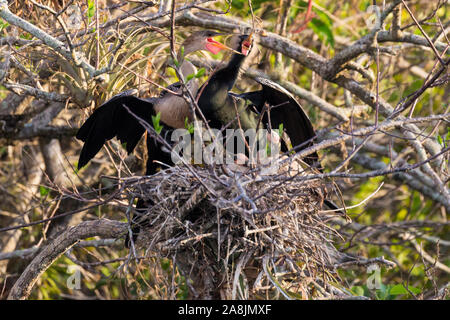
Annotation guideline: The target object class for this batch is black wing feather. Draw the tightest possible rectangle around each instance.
[239,77,318,165]
[76,91,156,169]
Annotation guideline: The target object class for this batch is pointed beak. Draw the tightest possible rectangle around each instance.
[206,37,235,54]
[206,36,241,55]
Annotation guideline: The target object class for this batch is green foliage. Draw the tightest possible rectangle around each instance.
[39,186,49,197]
[309,10,335,47]
[231,0,245,10]
[278,123,284,138]
[0,85,6,99]
[186,67,206,81]
[20,33,33,40]
[186,73,195,81]
[143,47,152,56]
[195,67,206,78]
[389,284,421,296]
[0,18,9,33]
[437,128,450,148]
[288,1,335,47]
[87,0,95,24]
[152,112,163,134]
[185,117,194,134]
[437,134,444,146]
[351,283,422,300]
[173,56,180,68]
[179,45,185,59]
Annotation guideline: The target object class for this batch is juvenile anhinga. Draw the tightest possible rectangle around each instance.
[75,31,233,247]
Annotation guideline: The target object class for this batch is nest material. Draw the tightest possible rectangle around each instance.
[126,156,347,299]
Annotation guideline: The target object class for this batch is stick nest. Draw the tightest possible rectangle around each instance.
[125,156,348,299]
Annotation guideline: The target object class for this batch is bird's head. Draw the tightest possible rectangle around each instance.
[181,30,234,56]
[227,33,254,56]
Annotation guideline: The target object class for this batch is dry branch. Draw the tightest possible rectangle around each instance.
[7,219,126,300]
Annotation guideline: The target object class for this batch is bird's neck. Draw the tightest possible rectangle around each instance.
[198,53,247,116]
[179,60,196,79]
[219,53,246,89]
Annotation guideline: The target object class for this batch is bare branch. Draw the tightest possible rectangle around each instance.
[7,219,126,300]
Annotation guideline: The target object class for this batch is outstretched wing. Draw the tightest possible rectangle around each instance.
[238,77,318,166]
[76,90,156,169]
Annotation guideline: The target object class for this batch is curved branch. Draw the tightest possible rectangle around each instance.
[7,219,127,300]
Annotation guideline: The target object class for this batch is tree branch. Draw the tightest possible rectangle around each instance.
[0,0,106,78]
[7,219,126,300]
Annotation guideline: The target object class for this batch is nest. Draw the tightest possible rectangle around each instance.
[125,156,347,299]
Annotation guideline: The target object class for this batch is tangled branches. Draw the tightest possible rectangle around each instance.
[0,0,448,300]
[124,157,341,299]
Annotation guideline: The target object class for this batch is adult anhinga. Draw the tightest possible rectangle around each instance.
[197,34,318,165]
[76,30,233,172]
[197,34,341,212]
[75,31,233,246]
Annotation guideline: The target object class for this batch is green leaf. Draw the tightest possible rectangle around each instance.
[231,0,245,10]
[185,117,194,134]
[195,68,206,78]
[269,53,276,69]
[87,0,95,23]
[389,284,421,295]
[180,46,185,58]
[39,186,49,197]
[160,258,171,271]
[437,135,444,146]
[309,17,335,48]
[143,47,151,55]
[351,286,365,296]
[0,18,10,33]
[278,123,284,138]
[152,112,163,134]
[313,8,333,28]
[186,73,195,82]
[88,0,95,17]
[121,142,128,150]
[375,283,390,300]
[173,57,180,68]
[73,161,79,174]
[404,80,422,96]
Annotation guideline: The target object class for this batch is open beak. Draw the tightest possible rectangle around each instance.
[241,33,253,56]
[206,36,241,55]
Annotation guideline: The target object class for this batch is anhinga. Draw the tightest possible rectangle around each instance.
[75,31,233,246]
[197,34,340,212]
[76,30,233,172]
[197,34,318,165]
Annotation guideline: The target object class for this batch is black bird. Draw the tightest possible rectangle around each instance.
[76,30,234,172]
[76,31,234,246]
[197,34,318,165]
[197,34,341,211]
